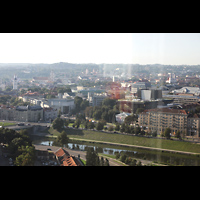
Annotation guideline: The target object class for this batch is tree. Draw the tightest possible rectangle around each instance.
[152,131,157,137]
[96,122,104,131]
[115,123,120,131]
[136,108,145,114]
[93,110,102,120]
[52,117,64,132]
[130,159,137,166]
[100,156,104,166]
[86,147,99,166]
[175,130,181,140]
[74,96,83,111]
[120,123,126,133]
[88,121,95,130]
[15,145,35,166]
[124,115,136,125]
[120,153,127,163]
[57,131,69,147]
[58,109,61,118]
[74,118,81,128]
[134,126,141,135]
[102,98,116,109]
[164,127,171,139]
[108,126,114,132]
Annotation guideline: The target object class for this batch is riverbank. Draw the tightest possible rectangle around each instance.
[45,127,200,155]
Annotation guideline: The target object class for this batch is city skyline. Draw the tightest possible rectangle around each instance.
[0,33,200,65]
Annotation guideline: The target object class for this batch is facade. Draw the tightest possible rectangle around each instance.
[0,105,16,120]
[163,94,200,104]
[138,108,188,135]
[187,114,200,138]
[131,81,151,94]
[118,99,172,113]
[15,105,43,122]
[47,98,75,114]
[43,107,58,122]
[138,108,200,139]
[137,89,162,101]
[0,105,43,122]
[88,92,107,106]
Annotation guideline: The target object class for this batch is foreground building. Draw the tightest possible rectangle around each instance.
[138,108,200,139]
[54,148,82,166]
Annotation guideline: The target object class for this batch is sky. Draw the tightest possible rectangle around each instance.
[0,33,200,65]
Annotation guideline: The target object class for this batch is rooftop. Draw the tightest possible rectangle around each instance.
[142,108,187,115]
[54,148,81,166]
[16,105,43,111]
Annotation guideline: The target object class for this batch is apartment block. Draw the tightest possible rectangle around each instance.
[138,108,189,136]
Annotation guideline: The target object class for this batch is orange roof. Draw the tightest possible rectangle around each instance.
[54,148,68,157]
[62,156,77,166]
[54,148,80,166]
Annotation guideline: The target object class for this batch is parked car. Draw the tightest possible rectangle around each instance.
[18,123,24,126]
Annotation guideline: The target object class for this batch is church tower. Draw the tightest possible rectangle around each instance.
[13,74,18,90]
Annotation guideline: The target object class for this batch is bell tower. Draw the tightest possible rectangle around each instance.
[13,74,18,90]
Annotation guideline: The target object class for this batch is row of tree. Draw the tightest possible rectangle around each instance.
[115,152,142,166]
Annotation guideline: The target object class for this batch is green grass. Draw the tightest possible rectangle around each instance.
[48,127,200,154]
[80,159,86,166]
[0,122,16,126]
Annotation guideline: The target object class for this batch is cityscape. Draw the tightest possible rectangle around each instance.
[1,33,200,166]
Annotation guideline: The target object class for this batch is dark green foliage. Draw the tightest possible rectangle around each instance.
[164,127,171,139]
[56,130,69,147]
[52,117,64,132]
[96,122,104,131]
[86,147,109,166]
[0,128,35,166]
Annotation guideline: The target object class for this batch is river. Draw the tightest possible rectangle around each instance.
[31,136,200,166]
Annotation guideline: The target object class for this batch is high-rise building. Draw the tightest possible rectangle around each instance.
[13,74,18,90]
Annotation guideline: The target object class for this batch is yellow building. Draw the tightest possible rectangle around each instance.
[138,108,188,136]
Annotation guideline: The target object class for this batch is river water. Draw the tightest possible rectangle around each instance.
[32,136,200,166]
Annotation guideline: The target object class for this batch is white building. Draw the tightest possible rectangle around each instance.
[172,87,200,95]
[47,98,75,114]
[115,112,131,124]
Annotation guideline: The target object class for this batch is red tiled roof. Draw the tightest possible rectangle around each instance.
[54,148,81,166]
[62,156,77,166]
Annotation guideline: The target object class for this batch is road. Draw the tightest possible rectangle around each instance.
[34,144,125,166]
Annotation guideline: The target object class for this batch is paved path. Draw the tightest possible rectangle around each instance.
[34,144,125,166]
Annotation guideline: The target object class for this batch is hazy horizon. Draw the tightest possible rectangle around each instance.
[0,33,200,65]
